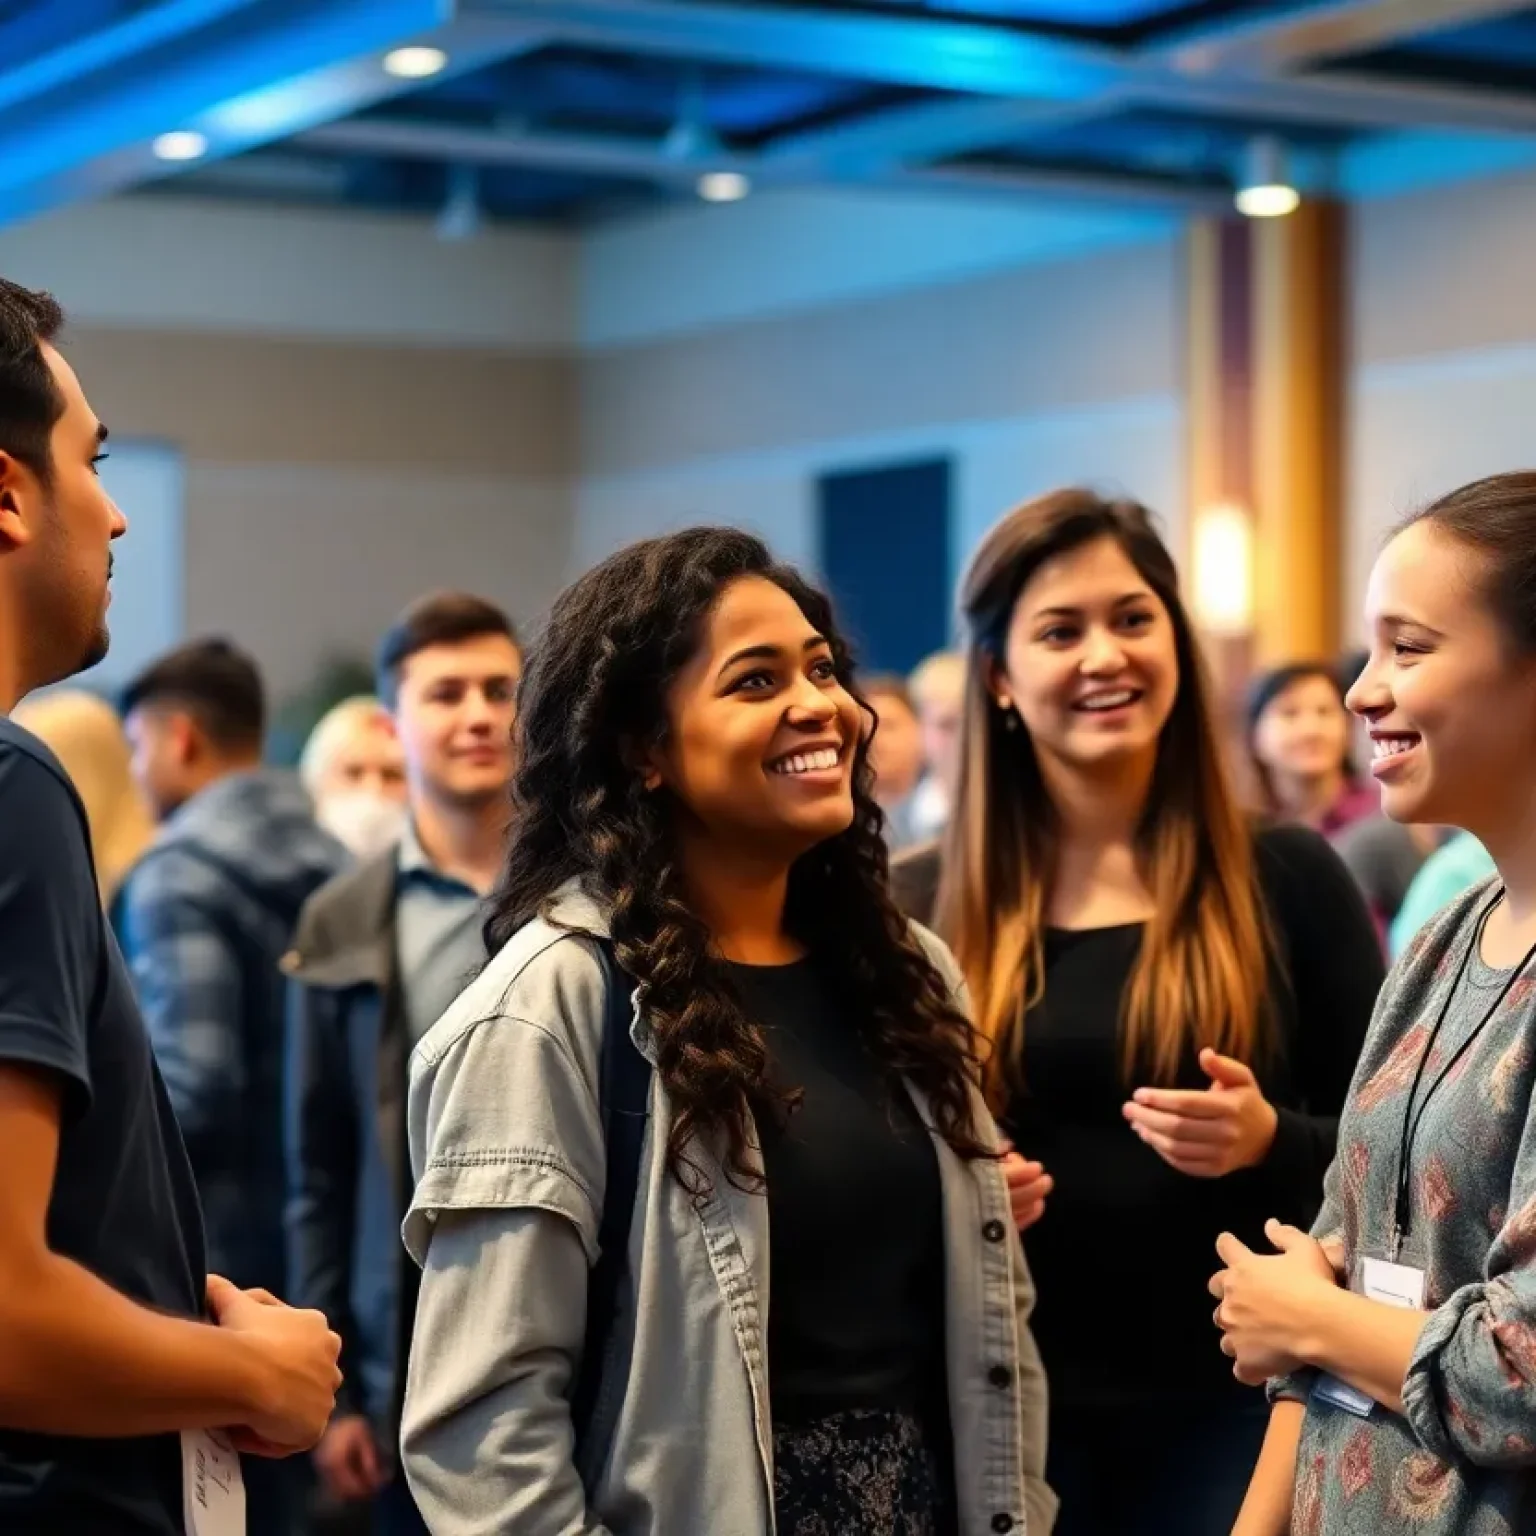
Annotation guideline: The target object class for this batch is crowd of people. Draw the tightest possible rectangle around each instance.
[4,273,1536,1536]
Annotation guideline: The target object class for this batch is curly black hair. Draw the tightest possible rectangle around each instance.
[487,526,991,1192]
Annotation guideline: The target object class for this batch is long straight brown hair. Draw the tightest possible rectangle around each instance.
[933,489,1271,1105]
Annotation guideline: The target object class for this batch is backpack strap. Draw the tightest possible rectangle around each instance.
[570,940,651,1450]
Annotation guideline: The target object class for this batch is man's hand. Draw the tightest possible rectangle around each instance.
[1124,1048,1280,1178]
[314,1413,386,1502]
[205,1274,342,1453]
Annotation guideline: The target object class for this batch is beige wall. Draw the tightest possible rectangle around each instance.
[577,238,1186,578]
[68,327,575,698]
[1347,166,1536,640]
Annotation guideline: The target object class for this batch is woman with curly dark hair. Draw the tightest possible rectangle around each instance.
[396,527,1054,1536]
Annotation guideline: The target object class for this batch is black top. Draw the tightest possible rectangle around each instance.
[730,958,949,1429]
[0,718,206,1534]
[893,823,1384,1410]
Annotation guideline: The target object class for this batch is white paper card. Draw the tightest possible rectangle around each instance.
[181,1429,245,1536]
[1362,1256,1428,1310]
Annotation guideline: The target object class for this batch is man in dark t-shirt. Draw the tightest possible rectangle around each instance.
[0,718,210,1528]
[0,276,343,1532]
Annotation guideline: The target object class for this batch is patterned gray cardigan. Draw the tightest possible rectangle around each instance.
[1273,875,1536,1534]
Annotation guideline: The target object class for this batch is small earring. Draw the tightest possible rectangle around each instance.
[997,698,1018,732]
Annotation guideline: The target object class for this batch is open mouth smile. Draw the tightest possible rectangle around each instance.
[1073,687,1142,714]
[768,746,842,777]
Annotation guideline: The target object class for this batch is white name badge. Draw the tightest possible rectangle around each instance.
[1362,1255,1428,1310]
[181,1429,245,1536]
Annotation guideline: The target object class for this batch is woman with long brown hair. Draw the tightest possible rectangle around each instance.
[894,489,1383,1535]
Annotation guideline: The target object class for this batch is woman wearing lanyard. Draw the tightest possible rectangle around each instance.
[1215,471,1536,1535]
[892,489,1383,1536]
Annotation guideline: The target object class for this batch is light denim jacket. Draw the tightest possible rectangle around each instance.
[401,882,1056,1536]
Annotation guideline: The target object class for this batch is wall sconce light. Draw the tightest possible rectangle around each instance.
[1191,501,1253,636]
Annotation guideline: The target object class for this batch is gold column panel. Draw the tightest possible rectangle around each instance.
[1250,199,1346,667]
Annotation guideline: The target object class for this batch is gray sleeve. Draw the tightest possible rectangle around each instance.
[402,1207,614,1536]
[1401,1092,1536,1469]
[1008,1237,1058,1535]
[401,952,614,1529]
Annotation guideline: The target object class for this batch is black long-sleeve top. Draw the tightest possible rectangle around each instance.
[893,823,1385,1410]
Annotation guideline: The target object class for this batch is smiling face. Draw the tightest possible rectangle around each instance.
[1348,518,1536,838]
[1252,672,1351,785]
[992,533,1179,781]
[393,633,521,812]
[649,574,861,860]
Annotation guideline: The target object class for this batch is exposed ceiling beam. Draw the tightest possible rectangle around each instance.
[301,114,751,183]
[892,162,1233,214]
[472,0,1130,98]
[298,113,1233,212]
[0,0,552,229]
[765,95,1135,177]
[750,0,1536,178]
[1163,0,1535,78]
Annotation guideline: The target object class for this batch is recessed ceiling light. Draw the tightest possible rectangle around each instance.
[383,45,448,79]
[1235,182,1301,218]
[152,130,208,163]
[697,170,750,203]
[1235,136,1299,219]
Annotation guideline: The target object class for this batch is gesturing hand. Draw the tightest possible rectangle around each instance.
[999,1143,1053,1231]
[1209,1220,1339,1384]
[1122,1047,1279,1178]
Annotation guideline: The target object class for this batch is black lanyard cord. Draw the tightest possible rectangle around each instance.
[1392,886,1536,1257]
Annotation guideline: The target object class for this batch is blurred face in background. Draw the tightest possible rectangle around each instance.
[864,686,925,808]
[994,534,1179,782]
[305,702,408,857]
[316,715,406,805]
[393,634,521,812]
[124,705,204,821]
[912,657,965,798]
[1252,673,1350,788]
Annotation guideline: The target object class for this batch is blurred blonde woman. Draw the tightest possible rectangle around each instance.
[12,689,154,905]
[299,695,407,859]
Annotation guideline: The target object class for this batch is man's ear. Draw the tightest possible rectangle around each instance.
[171,712,204,768]
[0,450,38,551]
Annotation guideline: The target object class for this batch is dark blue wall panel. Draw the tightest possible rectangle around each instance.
[816,456,952,677]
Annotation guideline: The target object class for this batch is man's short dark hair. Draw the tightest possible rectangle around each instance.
[0,278,66,486]
[121,639,266,752]
[375,592,519,708]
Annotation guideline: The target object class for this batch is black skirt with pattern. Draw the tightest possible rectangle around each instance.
[772,1407,958,1536]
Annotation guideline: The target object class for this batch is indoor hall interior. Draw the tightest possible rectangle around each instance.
[4,1,1536,1533]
